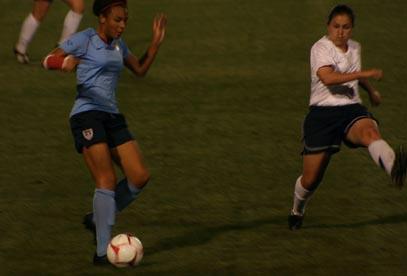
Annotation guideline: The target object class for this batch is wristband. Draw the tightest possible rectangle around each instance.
[43,55,69,70]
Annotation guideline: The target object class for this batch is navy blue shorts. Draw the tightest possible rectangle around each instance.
[69,110,134,153]
[302,103,378,155]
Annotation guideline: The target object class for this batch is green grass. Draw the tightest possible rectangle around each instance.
[1,0,407,274]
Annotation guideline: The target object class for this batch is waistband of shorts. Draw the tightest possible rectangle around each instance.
[309,103,362,111]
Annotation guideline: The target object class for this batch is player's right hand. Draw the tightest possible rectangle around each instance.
[365,68,383,80]
[62,55,80,72]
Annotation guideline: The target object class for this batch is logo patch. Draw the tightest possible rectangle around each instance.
[82,128,94,141]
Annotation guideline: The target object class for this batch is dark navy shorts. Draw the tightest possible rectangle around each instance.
[302,103,378,155]
[70,110,134,153]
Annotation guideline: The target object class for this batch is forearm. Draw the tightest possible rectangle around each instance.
[318,66,382,86]
[126,44,161,77]
[318,70,364,86]
[136,45,160,76]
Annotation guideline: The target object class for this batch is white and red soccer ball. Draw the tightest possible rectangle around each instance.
[106,233,143,268]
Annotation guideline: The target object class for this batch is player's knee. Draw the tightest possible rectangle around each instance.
[32,12,47,22]
[32,1,51,21]
[70,0,85,14]
[129,169,150,189]
[361,127,381,146]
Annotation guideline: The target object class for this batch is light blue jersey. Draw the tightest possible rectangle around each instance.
[60,28,130,116]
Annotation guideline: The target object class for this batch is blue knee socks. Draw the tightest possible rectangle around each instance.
[93,181,143,256]
[93,189,115,257]
[115,178,143,212]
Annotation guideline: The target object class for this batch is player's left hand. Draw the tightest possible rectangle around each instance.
[152,13,167,46]
[369,90,382,106]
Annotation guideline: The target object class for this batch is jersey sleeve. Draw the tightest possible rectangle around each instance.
[60,30,90,57]
[310,43,335,73]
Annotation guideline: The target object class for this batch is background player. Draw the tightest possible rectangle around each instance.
[14,0,84,64]
[289,4,407,230]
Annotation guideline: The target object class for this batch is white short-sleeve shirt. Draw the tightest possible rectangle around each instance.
[309,36,362,106]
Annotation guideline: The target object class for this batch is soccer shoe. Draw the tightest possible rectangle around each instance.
[391,145,407,189]
[82,212,96,244]
[13,47,29,64]
[93,253,109,266]
[288,213,304,230]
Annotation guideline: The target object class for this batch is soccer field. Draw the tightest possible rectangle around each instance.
[1,0,407,274]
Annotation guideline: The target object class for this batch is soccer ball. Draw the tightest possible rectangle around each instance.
[106,233,144,268]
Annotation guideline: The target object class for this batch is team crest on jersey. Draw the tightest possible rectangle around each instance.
[82,128,94,141]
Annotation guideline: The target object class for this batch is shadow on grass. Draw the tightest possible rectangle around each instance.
[148,216,286,256]
[304,213,407,229]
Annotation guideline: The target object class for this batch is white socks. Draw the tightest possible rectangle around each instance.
[15,13,40,54]
[290,140,395,217]
[291,176,313,216]
[58,10,83,44]
[368,139,395,175]
[15,10,82,54]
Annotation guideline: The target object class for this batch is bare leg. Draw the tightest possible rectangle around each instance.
[83,143,116,190]
[110,141,150,212]
[346,118,381,147]
[291,152,331,215]
[346,117,406,187]
[111,140,150,189]
[32,0,52,21]
[289,151,331,230]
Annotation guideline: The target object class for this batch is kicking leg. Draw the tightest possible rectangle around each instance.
[111,140,150,212]
[346,118,406,188]
[83,141,150,247]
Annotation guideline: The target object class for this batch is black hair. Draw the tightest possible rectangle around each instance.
[327,4,355,27]
[93,0,127,16]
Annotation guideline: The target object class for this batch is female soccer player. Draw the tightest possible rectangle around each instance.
[289,4,407,230]
[14,0,85,64]
[42,0,167,264]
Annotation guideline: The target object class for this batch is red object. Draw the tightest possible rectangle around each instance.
[43,55,65,70]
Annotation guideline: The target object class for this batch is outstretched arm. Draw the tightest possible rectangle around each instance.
[125,13,167,76]
[42,47,80,72]
[317,66,383,86]
[317,66,383,106]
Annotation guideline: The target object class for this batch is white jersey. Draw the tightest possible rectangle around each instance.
[310,36,362,106]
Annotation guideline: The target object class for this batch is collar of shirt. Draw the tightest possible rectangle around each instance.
[89,28,119,50]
